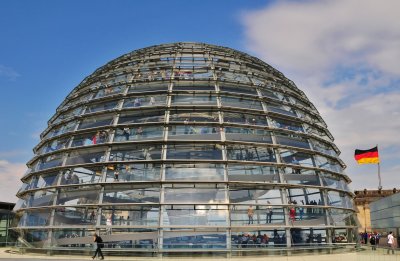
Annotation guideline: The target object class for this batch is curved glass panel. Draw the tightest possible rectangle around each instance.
[168,125,220,140]
[165,163,224,181]
[109,145,163,161]
[221,96,263,110]
[105,163,161,182]
[173,81,215,91]
[162,205,228,226]
[78,115,114,130]
[226,145,276,162]
[114,126,164,142]
[60,166,103,185]
[103,186,160,204]
[171,93,217,105]
[227,164,279,182]
[167,144,223,160]
[71,130,110,147]
[65,148,106,165]
[118,110,166,124]
[129,82,169,93]
[223,112,267,126]
[94,85,124,99]
[225,127,272,143]
[123,95,167,108]
[101,205,159,226]
[84,100,118,114]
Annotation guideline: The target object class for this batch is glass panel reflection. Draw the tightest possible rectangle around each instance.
[57,187,100,206]
[163,231,226,249]
[118,110,166,124]
[36,153,64,171]
[221,96,263,110]
[167,144,222,160]
[65,148,106,165]
[109,145,163,161]
[162,205,227,226]
[225,127,272,143]
[165,163,224,181]
[129,82,169,93]
[54,206,98,226]
[71,130,110,147]
[114,126,164,142]
[78,115,114,130]
[101,205,159,226]
[105,163,160,182]
[230,205,285,225]
[168,125,221,140]
[103,186,160,204]
[229,188,282,204]
[60,166,103,185]
[19,209,52,227]
[223,112,267,126]
[231,229,286,248]
[227,164,279,182]
[164,184,227,204]
[171,94,217,105]
[84,100,118,114]
[29,189,56,207]
[169,110,219,122]
[226,145,276,162]
[123,95,167,108]
[327,191,353,209]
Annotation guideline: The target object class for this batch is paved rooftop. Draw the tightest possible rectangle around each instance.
[0,247,398,261]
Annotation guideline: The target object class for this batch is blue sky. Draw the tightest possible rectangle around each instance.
[1,0,399,202]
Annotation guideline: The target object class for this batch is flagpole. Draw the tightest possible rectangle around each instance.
[377,144,382,190]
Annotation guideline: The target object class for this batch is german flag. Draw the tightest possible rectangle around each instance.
[354,146,379,164]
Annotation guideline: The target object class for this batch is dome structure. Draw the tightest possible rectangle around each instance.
[14,42,357,254]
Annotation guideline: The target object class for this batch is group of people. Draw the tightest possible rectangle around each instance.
[132,96,156,107]
[246,202,275,225]
[361,231,396,254]
[121,126,144,141]
[234,233,271,247]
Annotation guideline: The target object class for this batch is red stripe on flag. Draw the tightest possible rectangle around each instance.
[354,151,379,161]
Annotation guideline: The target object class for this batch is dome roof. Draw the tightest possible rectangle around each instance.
[14,42,356,254]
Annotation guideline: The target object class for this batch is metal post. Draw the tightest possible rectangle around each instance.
[377,163,382,190]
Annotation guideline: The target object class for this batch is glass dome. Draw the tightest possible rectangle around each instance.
[13,42,357,254]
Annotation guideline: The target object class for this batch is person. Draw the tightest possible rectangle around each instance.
[298,206,304,220]
[136,126,143,139]
[134,97,142,107]
[247,205,254,224]
[387,231,395,254]
[149,96,155,105]
[92,234,104,260]
[90,210,95,223]
[291,157,301,174]
[114,170,119,181]
[370,233,376,251]
[123,127,130,141]
[289,205,296,223]
[266,201,273,223]
[106,217,112,235]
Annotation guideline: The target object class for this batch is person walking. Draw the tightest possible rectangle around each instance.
[370,233,376,251]
[387,231,395,254]
[92,234,104,260]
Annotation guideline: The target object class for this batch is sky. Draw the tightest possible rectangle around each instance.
[0,0,399,203]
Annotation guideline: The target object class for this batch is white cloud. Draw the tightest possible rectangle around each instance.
[0,160,27,203]
[0,64,20,81]
[242,0,400,189]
